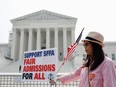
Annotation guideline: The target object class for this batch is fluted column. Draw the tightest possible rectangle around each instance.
[36,29,41,50]
[28,29,33,51]
[19,29,25,60]
[11,29,17,60]
[63,28,67,57]
[46,28,50,49]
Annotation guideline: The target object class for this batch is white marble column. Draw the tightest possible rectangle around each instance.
[63,28,67,57]
[36,29,41,50]
[55,29,58,48]
[46,28,50,49]
[19,29,25,60]
[54,28,59,57]
[11,29,17,61]
[71,29,75,43]
[28,29,33,51]
[71,28,75,59]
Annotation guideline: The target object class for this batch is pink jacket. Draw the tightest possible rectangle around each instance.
[58,57,116,87]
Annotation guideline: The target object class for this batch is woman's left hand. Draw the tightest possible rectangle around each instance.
[49,79,56,85]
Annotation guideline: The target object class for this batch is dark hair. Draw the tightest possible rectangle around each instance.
[83,41,105,71]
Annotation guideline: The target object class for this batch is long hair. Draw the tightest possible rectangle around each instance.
[83,42,105,71]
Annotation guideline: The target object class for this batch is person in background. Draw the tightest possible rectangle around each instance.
[19,65,21,72]
[50,31,116,87]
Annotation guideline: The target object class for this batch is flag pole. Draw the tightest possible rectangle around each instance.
[57,28,84,73]
[57,63,64,73]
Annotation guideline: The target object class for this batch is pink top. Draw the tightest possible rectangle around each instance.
[58,57,116,87]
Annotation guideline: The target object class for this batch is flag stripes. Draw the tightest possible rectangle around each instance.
[63,43,77,64]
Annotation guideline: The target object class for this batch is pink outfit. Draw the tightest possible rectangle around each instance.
[58,57,116,87]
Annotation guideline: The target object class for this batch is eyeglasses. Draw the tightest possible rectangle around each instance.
[83,42,91,47]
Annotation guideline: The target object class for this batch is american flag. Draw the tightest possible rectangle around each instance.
[57,28,84,73]
[62,28,84,65]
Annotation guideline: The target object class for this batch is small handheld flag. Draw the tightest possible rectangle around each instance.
[57,28,84,73]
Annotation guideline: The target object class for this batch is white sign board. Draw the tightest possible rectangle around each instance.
[21,48,58,82]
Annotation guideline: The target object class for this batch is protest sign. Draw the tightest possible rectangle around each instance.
[21,48,58,82]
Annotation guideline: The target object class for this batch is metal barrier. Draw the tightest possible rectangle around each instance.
[0,73,79,87]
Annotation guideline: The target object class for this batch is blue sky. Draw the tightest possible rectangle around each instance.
[0,0,116,43]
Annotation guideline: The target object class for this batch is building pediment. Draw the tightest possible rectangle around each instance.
[11,10,77,22]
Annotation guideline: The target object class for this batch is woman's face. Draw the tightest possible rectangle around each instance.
[83,41,93,56]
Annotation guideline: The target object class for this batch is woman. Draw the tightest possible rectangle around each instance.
[51,31,116,87]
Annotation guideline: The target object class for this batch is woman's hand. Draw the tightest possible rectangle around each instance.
[49,79,56,85]
[49,76,61,85]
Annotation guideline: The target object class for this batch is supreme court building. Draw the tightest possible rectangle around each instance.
[10,10,77,62]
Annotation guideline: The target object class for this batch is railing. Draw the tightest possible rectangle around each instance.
[0,73,79,87]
